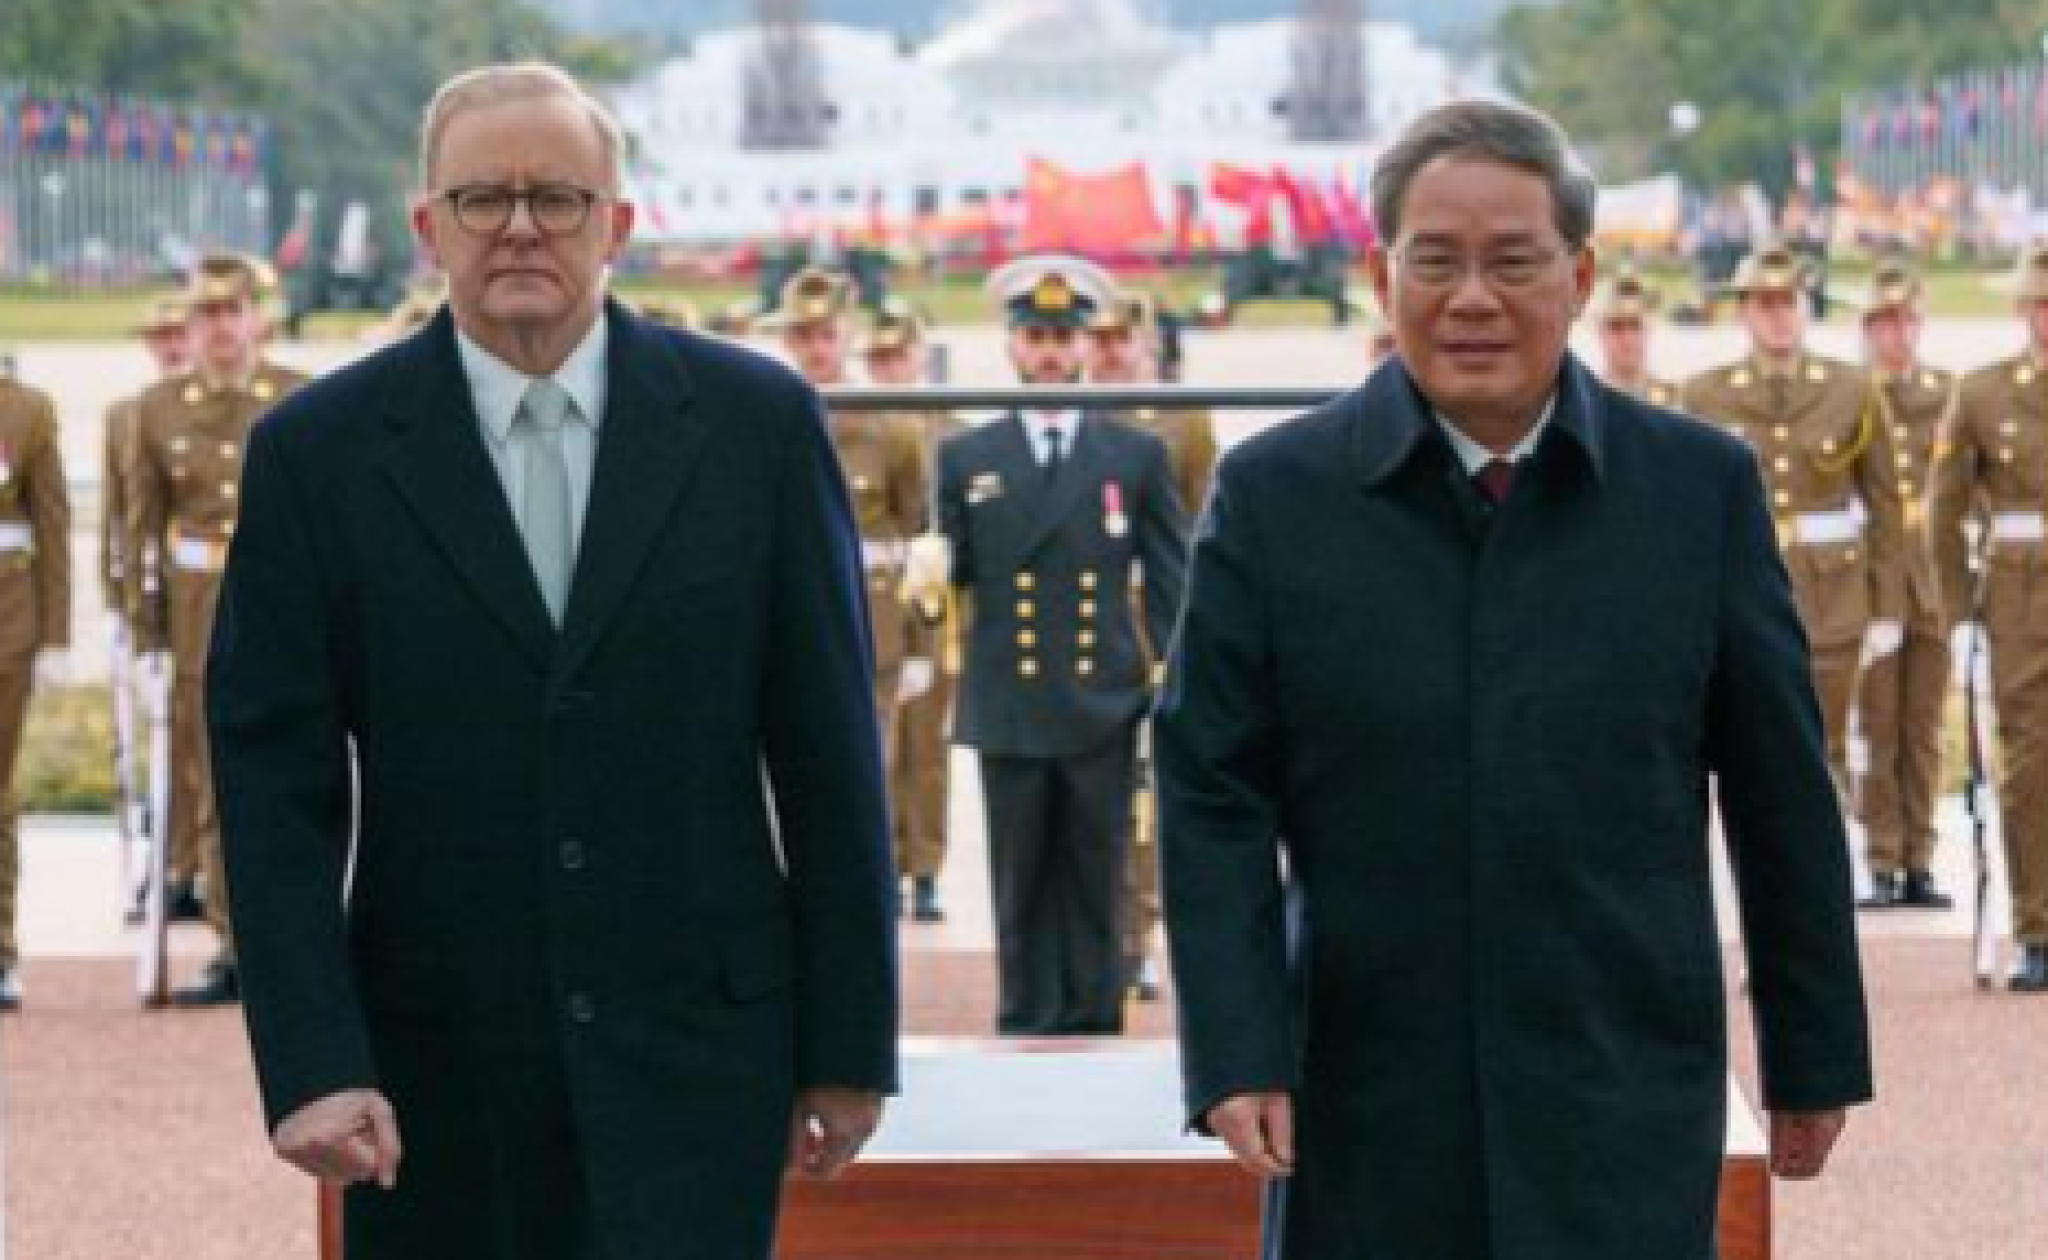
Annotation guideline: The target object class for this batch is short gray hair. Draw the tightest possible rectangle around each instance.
[419,61,625,191]
[1370,100,1597,249]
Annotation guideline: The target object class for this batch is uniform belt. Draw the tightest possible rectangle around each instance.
[169,528,232,573]
[1779,509,1862,546]
[861,539,907,570]
[1991,511,2046,542]
[0,522,30,552]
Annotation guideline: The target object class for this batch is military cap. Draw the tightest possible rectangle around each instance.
[986,253,1116,330]
[132,296,191,334]
[858,297,927,354]
[2010,240,2048,302]
[1723,244,1810,298]
[637,297,702,331]
[1087,292,1157,337]
[759,265,854,329]
[1855,261,1923,315]
[1593,271,1660,323]
[186,253,268,306]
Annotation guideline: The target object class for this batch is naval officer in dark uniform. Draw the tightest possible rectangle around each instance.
[922,255,1188,1034]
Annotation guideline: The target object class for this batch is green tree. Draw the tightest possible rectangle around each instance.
[1497,0,2046,195]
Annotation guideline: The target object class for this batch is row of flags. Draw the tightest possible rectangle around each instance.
[0,86,269,176]
[1849,63,2048,152]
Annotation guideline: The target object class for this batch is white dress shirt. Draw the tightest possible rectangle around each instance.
[456,315,608,548]
[1434,395,1556,475]
[1021,408,1082,466]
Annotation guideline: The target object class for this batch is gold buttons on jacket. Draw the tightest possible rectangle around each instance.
[1016,571,1036,591]
[1772,425,1790,442]
[1077,629,1097,648]
[251,378,276,402]
[1079,570,1099,591]
[1806,362,1827,383]
[1019,658,1040,678]
[182,383,206,405]
[1018,628,1038,648]
[1076,659,1095,677]
[1018,599,1036,618]
[1079,600,1097,619]
[2018,364,2037,386]
[1773,490,1792,508]
[1772,455,1790,473]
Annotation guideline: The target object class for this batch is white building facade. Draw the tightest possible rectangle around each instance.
[609,0,1481,243]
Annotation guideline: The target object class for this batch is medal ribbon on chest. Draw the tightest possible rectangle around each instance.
[1103,480,1129,538]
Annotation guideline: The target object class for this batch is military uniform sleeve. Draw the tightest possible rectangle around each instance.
[21,389,70,649]
[127,401,172,652]
[1135,433,1189,664]
[1853,378,1909,623]
[1927,380,1982,622]
[936,433,973,588]
[890,414,928,538]
[100,401,132,610]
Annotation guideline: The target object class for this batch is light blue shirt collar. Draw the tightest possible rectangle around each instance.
[456,313,609,443]
[1434,395,1555,475]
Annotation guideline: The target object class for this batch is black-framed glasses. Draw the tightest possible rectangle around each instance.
[437,183,606,236]
[1392,241,1573,293]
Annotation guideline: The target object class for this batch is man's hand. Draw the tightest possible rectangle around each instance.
[272,1089,403,1188]
[1206,1091,1295,1179]
[1768,1108,1848,1180]
[898,657,934,703]
[32,649,71,690]
[1861,618,1904,668]
[787,1087,884,1180]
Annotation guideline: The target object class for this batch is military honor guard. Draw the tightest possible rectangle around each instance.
[106,297,194,925]
[1084,289,1215,1000]
[1681,244,1908,801]
[768,268,935,911]
[924,255,1188,1034]
[0,369,72,1011]
[1928,241,2048,991]
[862,298,954,922]
[1853,263,1956,910]
[1591,270,1678,405]
[129,253,307,1006]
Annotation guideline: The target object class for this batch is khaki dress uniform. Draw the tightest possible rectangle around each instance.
[1612,377,1680,408]
[1929,352,2048,950]
[1858,365,1957,883]
[1682,353,1907,793]
[129,363,305,952]
[0,379,71,975]
[828,407,929,853]
[1118,404,1217,971]
[893,412,963,885]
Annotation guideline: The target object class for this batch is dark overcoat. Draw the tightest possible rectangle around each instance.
[208,303,898,1260]
[1157,354,1873,1260]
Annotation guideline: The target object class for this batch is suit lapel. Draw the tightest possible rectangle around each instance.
[556,304,706,682]
[1017,411,1109,561]
[379,313,556,670]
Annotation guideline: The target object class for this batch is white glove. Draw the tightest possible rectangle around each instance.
[899,532,951,612]
[1861,619,1903,668]
[897,657,934,703]
[32,649,71,689]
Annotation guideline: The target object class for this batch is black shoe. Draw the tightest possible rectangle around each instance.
[0,968,20,1012]
[1898,870,1954,910]
[170,958,240,1008]
[1858,871,1904,910]
[2011,945,2048,994]
[910,875,946,924]
[167,881,206,924]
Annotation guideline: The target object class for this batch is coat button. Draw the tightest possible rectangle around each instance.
[567,992,596,1024]
[559,840,587,871]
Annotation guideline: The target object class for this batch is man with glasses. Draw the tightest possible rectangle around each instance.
[129,254,306,1006]
[1160,101,1870,1259]
[1682,246,1906,812]
[924,254,1187,1035]
[208,62,896,1259]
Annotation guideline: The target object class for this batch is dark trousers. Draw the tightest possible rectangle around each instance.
[979,735,1135,1035]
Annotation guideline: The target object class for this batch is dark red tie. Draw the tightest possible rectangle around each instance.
[1474,458,1515,505]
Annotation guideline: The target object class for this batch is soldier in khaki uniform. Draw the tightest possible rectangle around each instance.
[863,300,954,921]
[767,269,935,914]
[1853,263,1957,910]
[1928,241,2048,991]
[1085,291,1215,1000]
[0,374,71,1011]
[1681,245,1907,802]
[1592,272,1679,406]
[129,254,307,1006]
[105,298,196,924]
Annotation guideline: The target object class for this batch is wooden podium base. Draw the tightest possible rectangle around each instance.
[316,1039,1770,1260]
